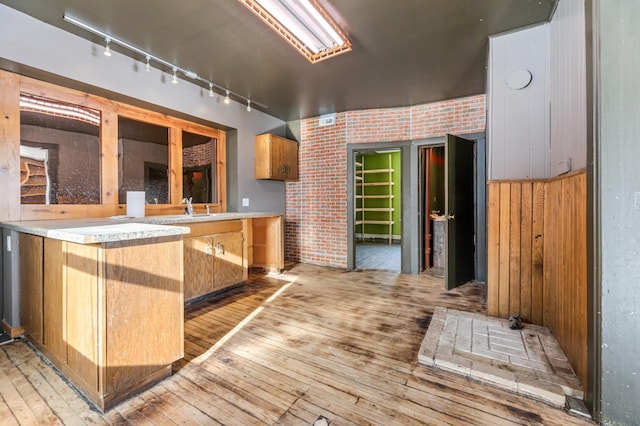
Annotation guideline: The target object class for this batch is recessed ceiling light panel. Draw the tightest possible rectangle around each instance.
[238,0,351,63]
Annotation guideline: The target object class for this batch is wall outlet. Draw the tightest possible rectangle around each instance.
[242,198,249,207]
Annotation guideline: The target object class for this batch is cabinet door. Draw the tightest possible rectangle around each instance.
[283,137,298,180]
[19,233,43,344]
[271,136,298,180]
[184,236,214,301]
[270,136,286,180]
[213,231,244,291]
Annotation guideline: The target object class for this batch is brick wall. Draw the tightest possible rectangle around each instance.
[285,95,486,268]
[183,140,214,168]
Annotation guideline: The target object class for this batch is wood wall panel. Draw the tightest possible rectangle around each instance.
[486,171,587,388]
[543,172,587,388]
[531,182,545,325]
[65,242,100,393]
[100,110,119,205]
[0,72,21,222]
[103,237,183,395]
[43,238,67,364]
[489,181,545,320]
[486,185,500,316]
[252,216,284,272]
[19,234,44,344]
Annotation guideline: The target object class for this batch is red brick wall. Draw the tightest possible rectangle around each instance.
[285,95,485,268]
[183,140,214,168]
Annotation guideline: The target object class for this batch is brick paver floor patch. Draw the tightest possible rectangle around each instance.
[418,307,583,407]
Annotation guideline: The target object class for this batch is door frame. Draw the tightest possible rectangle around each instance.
[346,132,486,277]
[347,141,410,272]
[411,132,486,279]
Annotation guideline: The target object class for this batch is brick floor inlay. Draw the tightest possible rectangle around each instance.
[418,307,584,407]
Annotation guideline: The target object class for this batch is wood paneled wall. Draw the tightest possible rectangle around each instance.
[542,171,587,388]
[487,170,587,387]
[487,180,545,323]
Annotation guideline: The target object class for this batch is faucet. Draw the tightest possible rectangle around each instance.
[182,197,194,216]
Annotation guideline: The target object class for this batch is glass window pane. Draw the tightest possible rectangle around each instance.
[182,131,216,203]
[19,93,101,205]
[118,117,169,204]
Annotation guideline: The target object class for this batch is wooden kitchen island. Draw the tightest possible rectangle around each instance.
[1,212,283,411]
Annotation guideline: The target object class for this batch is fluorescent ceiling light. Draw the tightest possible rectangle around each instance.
[239,0,351,63]
[20,94,101,125]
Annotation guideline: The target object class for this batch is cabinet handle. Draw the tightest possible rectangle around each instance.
[205,244,212,256]
[216,241,223,255]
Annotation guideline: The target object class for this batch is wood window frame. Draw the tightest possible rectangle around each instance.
[0,70,226,221]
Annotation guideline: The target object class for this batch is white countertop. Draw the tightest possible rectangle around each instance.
[0,212,281,244]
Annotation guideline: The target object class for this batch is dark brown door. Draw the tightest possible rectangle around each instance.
[445,134,475,289]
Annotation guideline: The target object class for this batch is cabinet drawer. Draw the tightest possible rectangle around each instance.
[187,220,242,237]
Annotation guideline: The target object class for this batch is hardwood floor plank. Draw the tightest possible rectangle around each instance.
[0,392,20,426]
[21,349,107,425]
[0,347,43,425]
[126,393,177,426]
[280,397,359,426]
[113,397,155,426]
[0,347,63,425]
[145,382,219,425]
[0,263,591,425]
[161,373,264,426]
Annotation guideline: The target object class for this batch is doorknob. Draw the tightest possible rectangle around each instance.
[448,214,455,220]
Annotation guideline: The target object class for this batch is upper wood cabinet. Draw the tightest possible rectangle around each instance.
[255,134,298,181]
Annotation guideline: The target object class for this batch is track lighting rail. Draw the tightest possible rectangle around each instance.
[63,14,266,111]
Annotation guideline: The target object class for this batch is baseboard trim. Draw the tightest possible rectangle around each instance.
[2,320,24,338]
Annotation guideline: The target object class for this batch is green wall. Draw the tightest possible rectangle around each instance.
[356,152,401,238]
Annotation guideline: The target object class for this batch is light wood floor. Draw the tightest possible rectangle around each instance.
[0,263,592,425]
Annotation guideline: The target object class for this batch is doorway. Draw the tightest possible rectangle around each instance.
[346,133,486,282]
[354,150,401,271]
[420,145,445,276]
[417,134,487,289]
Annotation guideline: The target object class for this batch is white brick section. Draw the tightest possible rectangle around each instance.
[417,307,583,407]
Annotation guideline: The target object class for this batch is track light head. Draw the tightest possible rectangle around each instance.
[62,15,268,111]
[104,37,112,56]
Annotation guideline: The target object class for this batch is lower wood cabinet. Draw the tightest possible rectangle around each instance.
[183,220,245,302]
[19,233,184,412]
[213,231,244,290]
[184,235,215,300]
